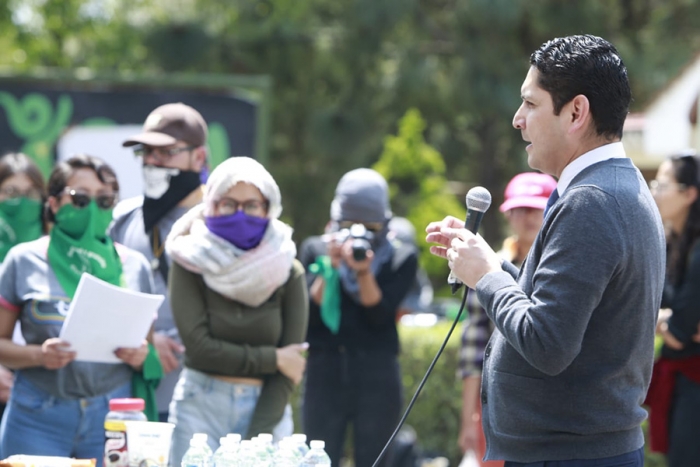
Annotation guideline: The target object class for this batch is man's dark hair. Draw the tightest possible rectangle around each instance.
[530,34,631,140]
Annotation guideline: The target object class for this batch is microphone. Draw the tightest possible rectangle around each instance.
[448,186,492,294]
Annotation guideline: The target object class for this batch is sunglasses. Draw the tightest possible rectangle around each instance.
[64,189,118,210]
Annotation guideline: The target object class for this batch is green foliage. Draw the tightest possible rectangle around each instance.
[373,109,464,288]
[398,321,463,465]
[1,0,700,247]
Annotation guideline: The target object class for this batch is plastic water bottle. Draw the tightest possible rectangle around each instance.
[273,440,301,467]
[212,436,239,467]
[194,433,214,459]
[291,434,309,458]
[300,440,331,467]
[212,438,227,467]
[181,434,211,467]
[252,436,273,467]
[258,433,276,457]
[237,440,256,467]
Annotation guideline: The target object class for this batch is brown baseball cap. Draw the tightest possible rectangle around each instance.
[122,103,208,148]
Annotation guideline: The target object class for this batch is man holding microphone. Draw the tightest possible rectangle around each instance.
[427,35,665,467]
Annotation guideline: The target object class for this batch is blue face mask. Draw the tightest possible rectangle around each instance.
[205,210,270,250]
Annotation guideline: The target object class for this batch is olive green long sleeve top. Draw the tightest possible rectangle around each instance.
[168,259,309,437]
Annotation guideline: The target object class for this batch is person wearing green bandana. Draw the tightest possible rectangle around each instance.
[0,155,157,466]
[0,152,47,427]
[0,153,46,263]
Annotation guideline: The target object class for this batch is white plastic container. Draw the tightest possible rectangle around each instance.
[122,421,175,467]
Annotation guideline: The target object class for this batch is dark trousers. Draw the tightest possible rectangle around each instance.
[302,350,402,467]
[503,447,644,467]
[668,373,700,467]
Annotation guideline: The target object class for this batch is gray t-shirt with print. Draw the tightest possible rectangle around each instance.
[0,237,155,399]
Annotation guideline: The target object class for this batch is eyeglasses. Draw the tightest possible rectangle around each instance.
[0,186,42,201]
[215,198,268,216]
[64,189,118,210]
[649,180,687,193]
[132,145,196,164]
[338,220,384,233]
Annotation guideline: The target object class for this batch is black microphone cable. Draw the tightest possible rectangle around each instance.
[371,288,469,467]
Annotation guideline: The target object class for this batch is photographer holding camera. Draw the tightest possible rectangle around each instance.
[299,168,418,467]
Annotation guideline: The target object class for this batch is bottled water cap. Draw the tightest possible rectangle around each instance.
[292,434,307,442]
[258,433,273,442]
[226,433,242,443]
[221,437,238,448]
[193,433,208,442]
[219,437,227,445]
[310,440,325,449]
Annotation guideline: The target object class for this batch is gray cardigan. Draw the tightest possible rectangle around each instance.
[476,158,665,462]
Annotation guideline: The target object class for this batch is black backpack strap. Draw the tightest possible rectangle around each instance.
[148,225,170,283]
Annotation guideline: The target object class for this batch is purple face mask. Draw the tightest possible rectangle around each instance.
[205,210,270,250]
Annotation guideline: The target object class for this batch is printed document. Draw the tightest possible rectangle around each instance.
[59,273,163,363]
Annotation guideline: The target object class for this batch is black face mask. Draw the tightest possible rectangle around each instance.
[142,165,201,232]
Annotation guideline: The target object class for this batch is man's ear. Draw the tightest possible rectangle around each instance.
[192,146,208,172]
[686,185,699,206]
[566,94,592,135]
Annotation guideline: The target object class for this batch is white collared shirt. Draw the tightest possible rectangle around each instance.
[556,141,627,196]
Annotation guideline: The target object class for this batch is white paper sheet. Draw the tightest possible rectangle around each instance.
[59,273,164,363]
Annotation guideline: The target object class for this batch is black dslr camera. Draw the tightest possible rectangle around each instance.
[337,224,374,261]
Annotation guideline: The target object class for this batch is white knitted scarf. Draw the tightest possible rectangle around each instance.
[165,204,296,307]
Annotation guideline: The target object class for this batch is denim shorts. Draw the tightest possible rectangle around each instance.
[168,368,293,467]
[0,373,130,467]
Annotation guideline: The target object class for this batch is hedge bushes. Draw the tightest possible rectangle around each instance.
[397,322,463,465]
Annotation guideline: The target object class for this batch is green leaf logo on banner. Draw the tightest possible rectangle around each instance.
[207,122,231,170]
[0,92,74,177]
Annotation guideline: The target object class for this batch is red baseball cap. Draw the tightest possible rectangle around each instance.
[499,172,557,213]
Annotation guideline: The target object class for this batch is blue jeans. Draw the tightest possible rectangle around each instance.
[0,373,130,467]
[168,368,293,467]
[503,446,644,467]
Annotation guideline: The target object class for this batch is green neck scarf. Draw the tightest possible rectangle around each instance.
[309,255,341,334]
[48,201,123,299]
[0,197,43,262]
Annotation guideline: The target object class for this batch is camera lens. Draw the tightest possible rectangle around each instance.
[352,238,371,261]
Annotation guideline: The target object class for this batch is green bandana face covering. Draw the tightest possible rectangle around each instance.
[48,200,123,298]
[0,197,43,262]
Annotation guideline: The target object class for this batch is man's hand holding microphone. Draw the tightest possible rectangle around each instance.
[426,187,502,290]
